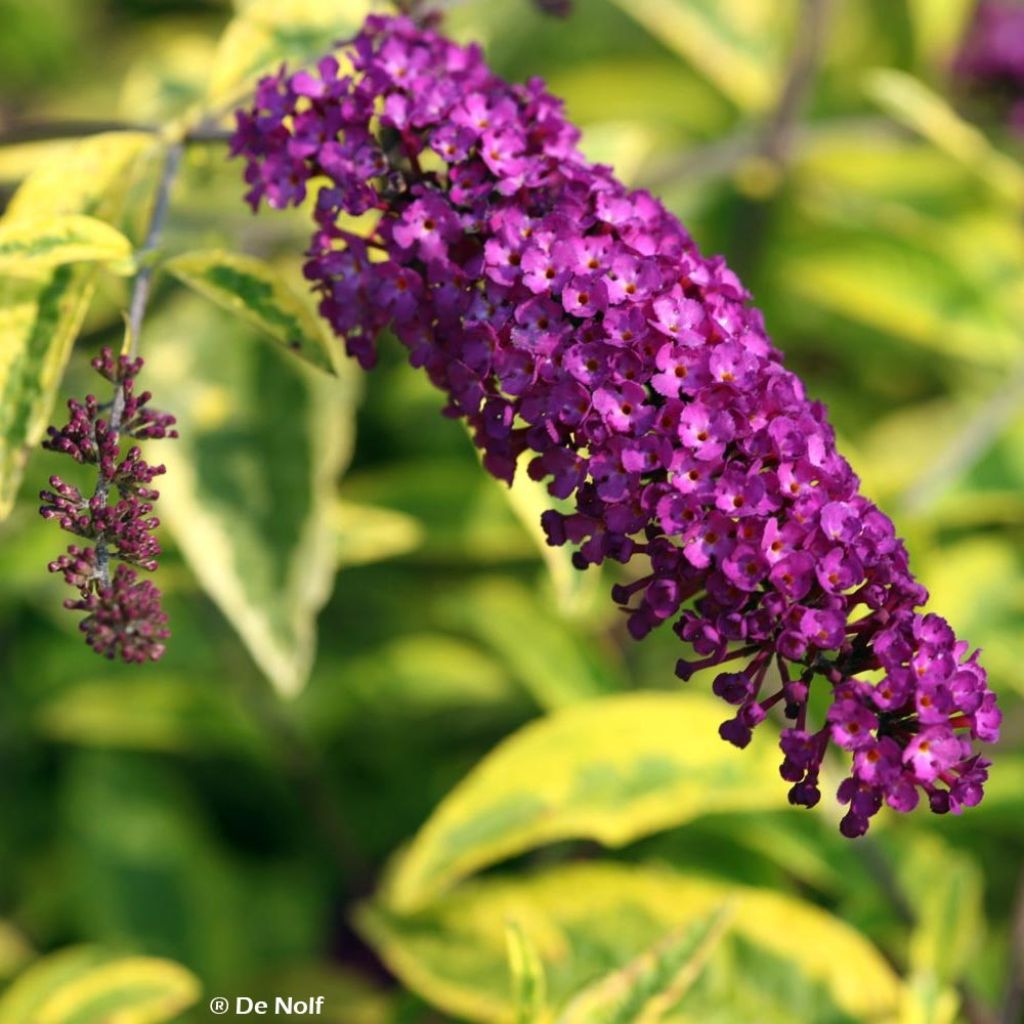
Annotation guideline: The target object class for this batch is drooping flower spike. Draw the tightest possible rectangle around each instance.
[232,14,1000,836]
[40,348,176,663]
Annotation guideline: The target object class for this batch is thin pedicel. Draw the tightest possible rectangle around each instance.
[232,14,1000,835]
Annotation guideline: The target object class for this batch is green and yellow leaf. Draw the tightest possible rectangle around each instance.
[777,237,1019,367]
[898,834,985,986]
[604,0,790,112]
[905,0,974,72]
[0,214,133,276]
[437,577,619,711]
[899,975,960,1024]
[0,947,200,1024]
[332,500,424,568]
[3,133,155,226]
[496,450,603,620]
[0,270,95,519]
[382,691,786,912]
[0,922,33,981]
[506,920,549,1024]
[143,293,357,697]
[0,131,157,520]
[557,904,734,1024]
[358,862,903,1024]
[341,458,534,564]
[919,537,1023,697]
[207,0,372,108]
[164,250,337,374]
[36,674,263,755]
[297,634,519,736]
[864,68,1024,205]
[0,140,77,189]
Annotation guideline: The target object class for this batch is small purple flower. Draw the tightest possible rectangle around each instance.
[904,726,965,783]
[769,551,815,602]
[828,698,879,751]
[40,348,176,663]
[231,13,1001,836]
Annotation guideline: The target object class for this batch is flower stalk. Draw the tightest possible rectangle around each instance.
[39,143,182,662]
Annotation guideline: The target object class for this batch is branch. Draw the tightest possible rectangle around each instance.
[0,120,230,150]
[856,839,998,1024]
[92,141,183,585]
[698,0,835,279]
[759,0,835,168]
[235,670,372,890]
[124,143,184,361]
[899,358,1024,517]
[636,116,899,192]
[0,119,153,145]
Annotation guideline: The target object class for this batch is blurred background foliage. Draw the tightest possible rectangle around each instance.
[0,0,1023,1021]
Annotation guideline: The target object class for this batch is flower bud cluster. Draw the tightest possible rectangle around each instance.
[40,348,177,663]
[232,14,1000,834]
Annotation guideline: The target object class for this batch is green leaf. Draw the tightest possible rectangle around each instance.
[905,0,974,72]
[243,965,399,1024]
[207,0,372,108]
[899,975,960,1024]
[0,946,200,1024]
[918,537,1023,697]
[603,0,789,112]
[489,449,602,619]
[164,250,337,374]
[506,921,549,1024]
[797,133,977,207]
[776,236,1020,367]
[0,922,32,981]
[358,862,903,1024]
[342,458,534,564]
[0,132,156,520]
[58,750,324,984]
[0,215,133,276]
[557,904,734,1024]
[36,674,263,755]
[300,634,518,735]
[118,34,217,124]
[548,59,731,137]
[864,68,1024,205]
[381,691,787,912]
[0,270,95,519]
[0,140,78,188]
[3,132,155,225]
[852,399,965,504]
[144,292,358,697]
[897,834,985,985]
[437,577,620,711]
[332,500,424,568]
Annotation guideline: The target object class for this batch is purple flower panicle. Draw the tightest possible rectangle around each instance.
[232,15,1000,835]
[40,348,177,663]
